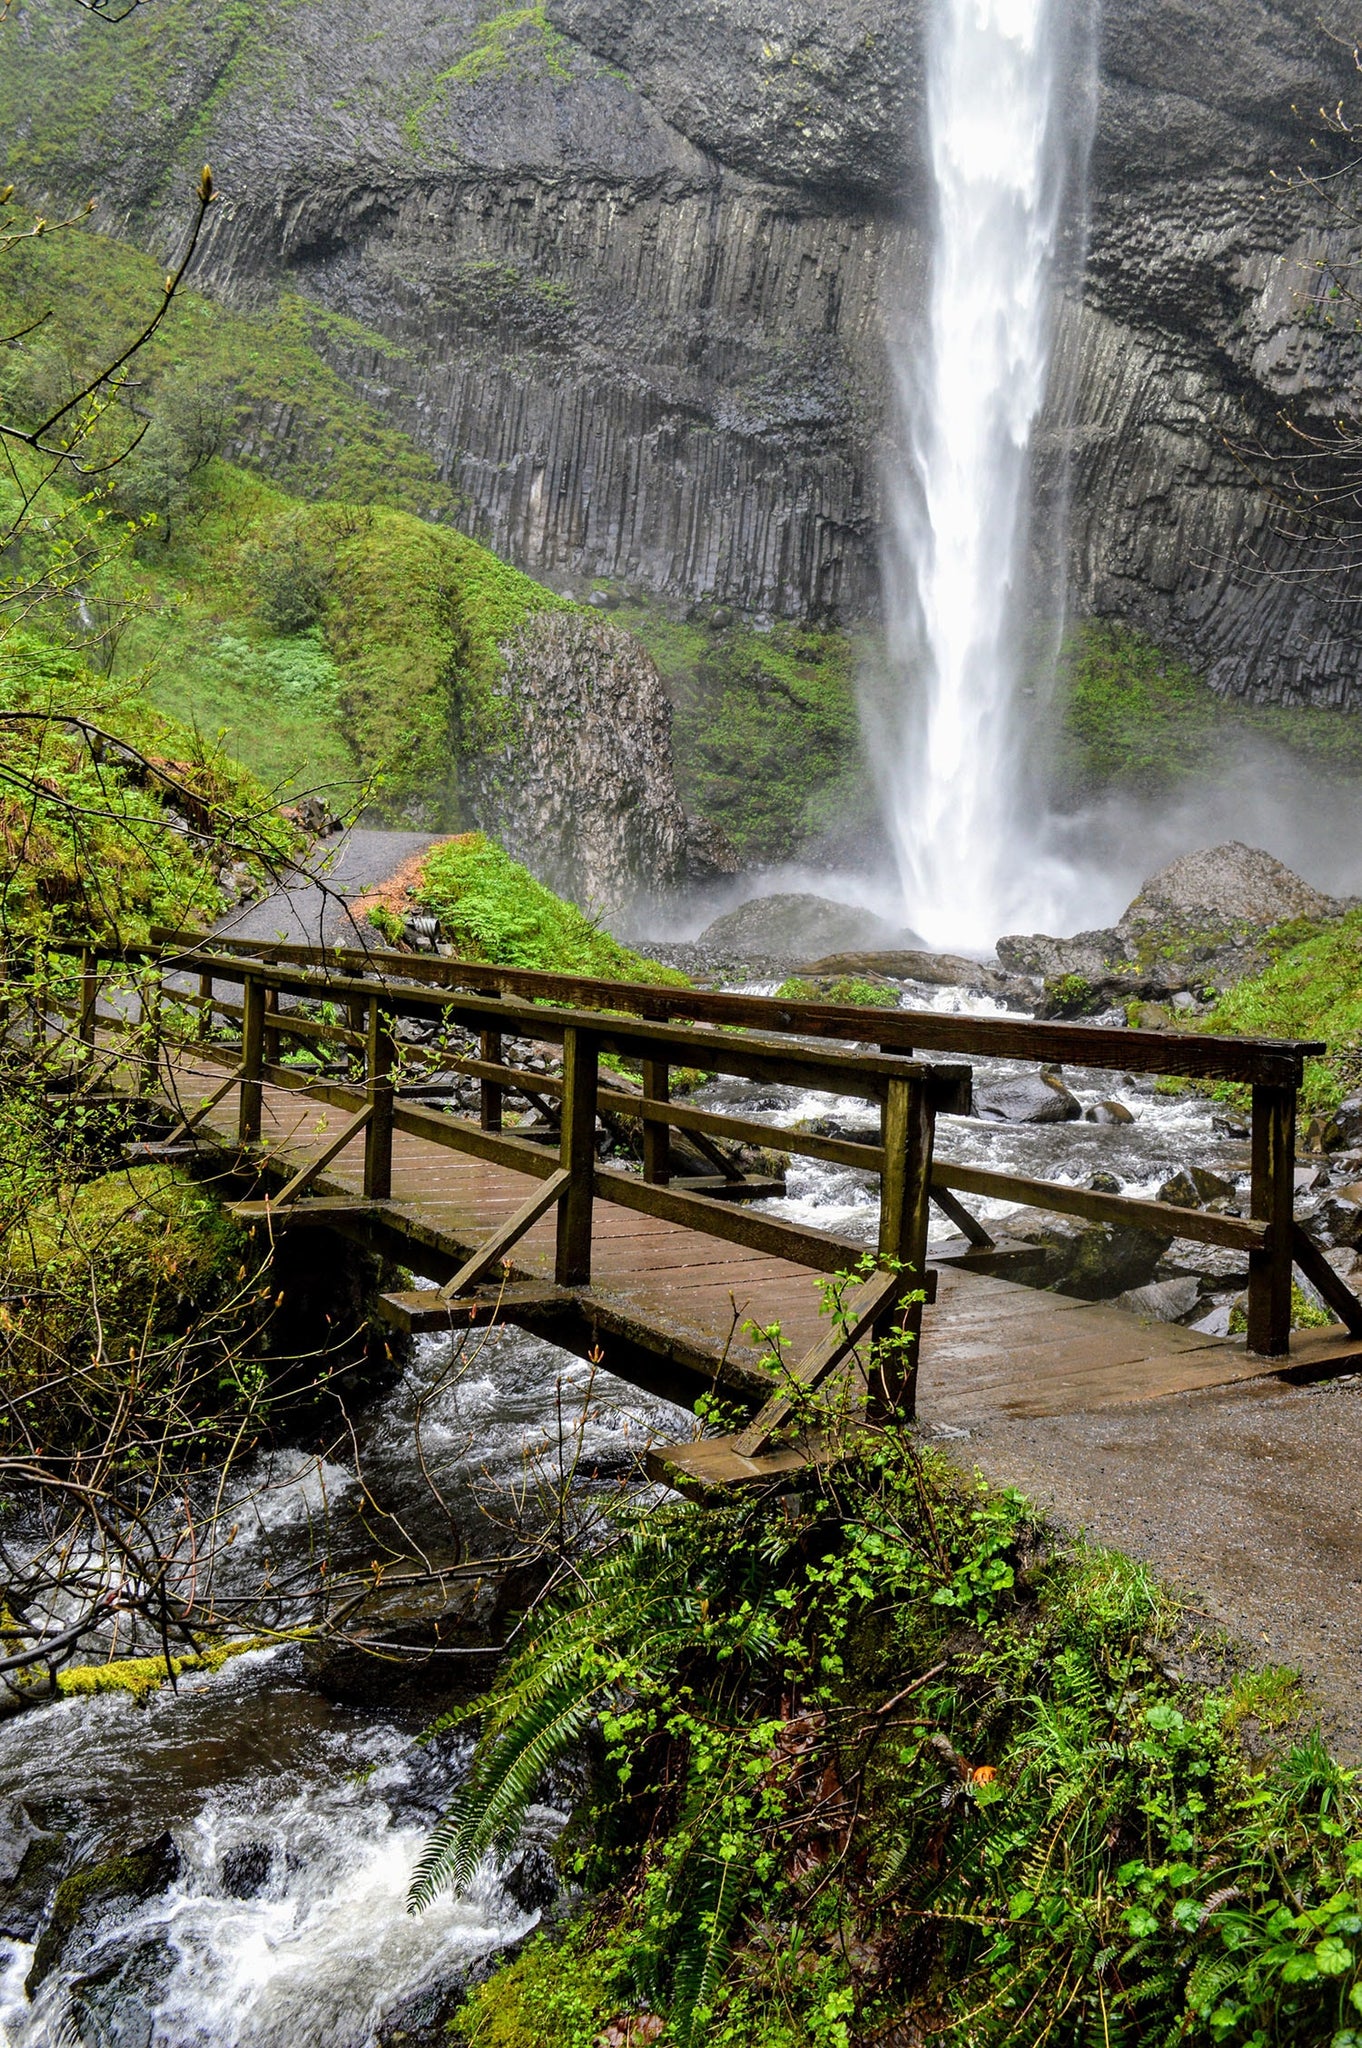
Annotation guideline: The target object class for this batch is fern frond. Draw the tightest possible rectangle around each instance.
[408,1666,605,1911]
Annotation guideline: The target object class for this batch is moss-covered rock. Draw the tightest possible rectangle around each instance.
[26,1833,180,1996]
[411,834,685,984]
[0,1163,263,1452]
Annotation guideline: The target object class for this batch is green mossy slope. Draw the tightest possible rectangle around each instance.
[1208,908,1362,1111]
[413,834,685,983]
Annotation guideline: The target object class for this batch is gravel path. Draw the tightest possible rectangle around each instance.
[217,829,443,948]
[929,1370,1362,1757]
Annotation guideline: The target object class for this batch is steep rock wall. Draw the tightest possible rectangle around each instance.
[4,0,1361,700]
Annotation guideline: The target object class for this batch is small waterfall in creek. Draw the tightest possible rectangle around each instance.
[876,0,1081,952]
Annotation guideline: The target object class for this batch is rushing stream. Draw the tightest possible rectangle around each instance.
[0,980,1247,2046]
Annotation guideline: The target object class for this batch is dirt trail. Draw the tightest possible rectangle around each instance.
[929,1371,1362,1758]
[215,828,442,949]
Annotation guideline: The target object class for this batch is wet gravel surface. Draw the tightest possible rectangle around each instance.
[932,1372,1362,1757]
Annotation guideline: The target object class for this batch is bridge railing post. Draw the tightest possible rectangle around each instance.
[78,945,98,1048]
[262,983,280,1070]
[1247,1080,1296,1355]
[556,1024,599,1286]
[238,973,265,1145]
[641,1056,670,1185]
[364,997,396,1200]
[873,1072,936,1422]
[480,993,503,1133]
[198,970,214,1041]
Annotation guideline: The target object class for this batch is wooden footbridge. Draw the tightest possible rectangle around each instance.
[27,932,1362,1489]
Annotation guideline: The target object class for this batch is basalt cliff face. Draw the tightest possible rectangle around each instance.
[6,0,1361,704]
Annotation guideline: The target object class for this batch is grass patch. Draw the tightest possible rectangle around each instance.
[775,975,899,1009]
[1206,909,1362,1111]
[615,605,865,863]
[413,834,686,983]
[1053,619,1362,802]
[0,631,300,944]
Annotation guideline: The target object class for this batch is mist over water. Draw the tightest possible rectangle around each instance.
[876,0,1076,951]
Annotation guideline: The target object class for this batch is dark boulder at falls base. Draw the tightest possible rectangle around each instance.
[696,894,915,969]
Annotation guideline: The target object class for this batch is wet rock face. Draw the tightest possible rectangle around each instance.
[10,0,1362,692]
[467,611,733,914]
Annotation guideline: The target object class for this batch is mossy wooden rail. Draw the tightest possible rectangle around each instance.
[16,934,1362,1485]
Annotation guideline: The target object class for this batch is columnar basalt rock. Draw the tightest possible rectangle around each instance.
[5,0,1362,701]
[468,610,735,913]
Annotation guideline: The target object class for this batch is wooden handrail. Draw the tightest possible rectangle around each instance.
[31,932,1355,1361]
[145,927,1325,1086]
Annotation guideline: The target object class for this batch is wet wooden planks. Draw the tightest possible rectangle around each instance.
[167,1050,1362,1422]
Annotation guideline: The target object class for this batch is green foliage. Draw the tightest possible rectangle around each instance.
[1208,910,1362,1111]
[0,633,300,946]
[0,225,454,521]
[1228,1283,1335,1334]
[415,834,686,983]
[0,1162,264,1454]
[440,1307,1362,2048]
[404,6,576,149]
[1052,620,1362,803]
[617,606,864,862]
[775,976,899,1009]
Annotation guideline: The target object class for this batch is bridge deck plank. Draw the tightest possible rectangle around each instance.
[171,1052,1362,1419]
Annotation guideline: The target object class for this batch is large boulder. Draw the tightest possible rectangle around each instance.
[696,892,913,967]
[971,1070,1082,1124]
[27,1833,181,1996]
[999,845,1346,1016]
[1122,843,1342,929]
[468,611,735,916]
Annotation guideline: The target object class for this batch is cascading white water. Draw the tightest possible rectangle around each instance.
[878,0,1073,952]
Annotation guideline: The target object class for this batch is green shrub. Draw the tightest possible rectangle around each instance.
[432,1325,1362,2047]
[1207,909,1362,1111]
[415,835,685,984]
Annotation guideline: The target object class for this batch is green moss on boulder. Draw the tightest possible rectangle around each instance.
[413,834,685,984]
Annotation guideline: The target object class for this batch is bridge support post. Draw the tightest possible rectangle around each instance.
[238,974,265,1145]
[873,1074,935,1422]
[556,1025,599,1286]
[1247,1081,1296,1356]
[364,998,396,1200]
[641,1057,670,1185]
[480,993,503,1133]
[262,984,280,1070]
[77,946,98,1048]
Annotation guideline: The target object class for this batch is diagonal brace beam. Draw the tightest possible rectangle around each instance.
[439,1168,571,1300]
[1292,1223,1362,1338]
[163,1066,242,1144]
[734,1265,917,1456]
[272,1103,374,1208]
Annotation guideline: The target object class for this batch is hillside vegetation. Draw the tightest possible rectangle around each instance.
[0,224,569,822]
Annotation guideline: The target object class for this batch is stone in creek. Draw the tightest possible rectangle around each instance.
[66,1936,177,2048]
[1305,1097,1362,1155]
[1010,1214,1171,1300]
[971,1070,1082,1124]
[0,1807,67,1944]
[1114,1275,1204,1322]
[27,1831,181,1994]
[1157,1166,1236,1208]
[1084,1101,1134,1125]
[1298,1190,1362,1251]
[220,1839,273,1899]
[1089,1171,1124,1194]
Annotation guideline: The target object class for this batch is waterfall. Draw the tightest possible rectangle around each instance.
[877,0,1078,953]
